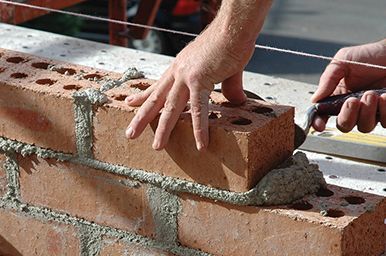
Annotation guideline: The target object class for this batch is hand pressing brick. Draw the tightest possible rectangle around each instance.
[94,85,295,192]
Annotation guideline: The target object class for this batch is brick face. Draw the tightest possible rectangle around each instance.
[0,49,121,153]
[0,208,80,256]
[99,238,174,256]
[94,85,294,192]
[18,155,155,237]
[177,185,386,256]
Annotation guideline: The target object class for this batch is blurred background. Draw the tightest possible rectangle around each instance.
[21,0,386,85]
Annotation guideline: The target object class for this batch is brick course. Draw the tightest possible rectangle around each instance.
[18,155,155,237]
[0,208,80,256]
[178,185,386,256]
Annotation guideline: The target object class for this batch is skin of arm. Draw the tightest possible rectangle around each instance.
[125,0,273,151]
[312,39,386,133]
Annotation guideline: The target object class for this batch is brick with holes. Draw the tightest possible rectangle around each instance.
[93,83,295,192]
[177,185,386,256]
[0,48,122,153]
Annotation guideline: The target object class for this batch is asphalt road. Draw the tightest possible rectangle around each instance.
[246,0,386,85]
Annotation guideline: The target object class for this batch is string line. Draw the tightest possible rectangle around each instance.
[1,0,386,70]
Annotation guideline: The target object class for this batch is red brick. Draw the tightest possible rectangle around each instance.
[0,154,7,197]
[18,155,155,237]
[0,208,80,256]
[0,48,121,153]
[93,85,294,192]
[100,238,174,256]
[178,185,386,256]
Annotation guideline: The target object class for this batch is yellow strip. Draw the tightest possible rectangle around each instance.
[311,129,386,147]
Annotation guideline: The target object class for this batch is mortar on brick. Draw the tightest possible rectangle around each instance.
[146,185,180,244]
[79,224,102,256]
[0,137,325,206]
[99,67,145,92]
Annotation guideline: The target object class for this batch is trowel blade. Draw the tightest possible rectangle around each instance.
[294,124,307,149]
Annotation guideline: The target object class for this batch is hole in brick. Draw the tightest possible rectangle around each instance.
[325,156,333,160]
[131,82,150,90]
[250,106,273,114]
[84,73,102,80]
[32,62,50,69]
[231,117,252,126]
[113,94,128,101]
[316,187,334,197]
[6,57,25,63]
[36,79,56,86]
[289,201,313,211]
[63,84,82,91]
[221,102,238,108]
[377,168,385,172]
[383,188,386,192]
[344,196,365,205]
[325,209,345,218]
[56,67,76,75]
[329,175,338,179]
[209,111,221,119]
[10,73,28,79]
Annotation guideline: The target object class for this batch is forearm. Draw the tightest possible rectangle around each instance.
[213,0,273,46]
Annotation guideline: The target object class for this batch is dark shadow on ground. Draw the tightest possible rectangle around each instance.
[246,33,351,78]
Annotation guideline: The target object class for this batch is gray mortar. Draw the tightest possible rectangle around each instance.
[147,185,180,244]
[73,89,107,158]
[0,137,72,161]
[2,152,20,199]
[79,224,102,256]
[255,152,327,205]
[0,196,210,256]
[0,137,326,206]
[99,67,145,92]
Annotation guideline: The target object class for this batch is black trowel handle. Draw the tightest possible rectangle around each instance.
[316,88,386,116]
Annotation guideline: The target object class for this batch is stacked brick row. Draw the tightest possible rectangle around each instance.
[0,49,384,255]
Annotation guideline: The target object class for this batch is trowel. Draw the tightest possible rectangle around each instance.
[232,88,386,150]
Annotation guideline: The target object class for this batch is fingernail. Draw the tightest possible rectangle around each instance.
[125,95,134,104]
[152,140,161,150]
[365,93,376,103]
[196,142,206,151]
[126,127,134,139]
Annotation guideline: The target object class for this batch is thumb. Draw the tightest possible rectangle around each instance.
[221,71,247,105]
[311,62,346,103]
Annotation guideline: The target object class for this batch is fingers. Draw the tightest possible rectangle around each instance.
[312,62,346,103]
[356,91,379,133]
[312,115,329,132]
[125,83,156,106]
[190,86,211,151]
[126,75,174,139]
[221,71,247,104]
[336,97,361,132]
[152,81,189,150]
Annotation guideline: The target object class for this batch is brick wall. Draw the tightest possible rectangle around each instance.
[0,49,384,256]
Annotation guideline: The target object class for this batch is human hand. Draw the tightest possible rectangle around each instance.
[124,0,272,151]
[311,39,386,133]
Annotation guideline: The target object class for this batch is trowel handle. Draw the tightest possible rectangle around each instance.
[316,88,386,116]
